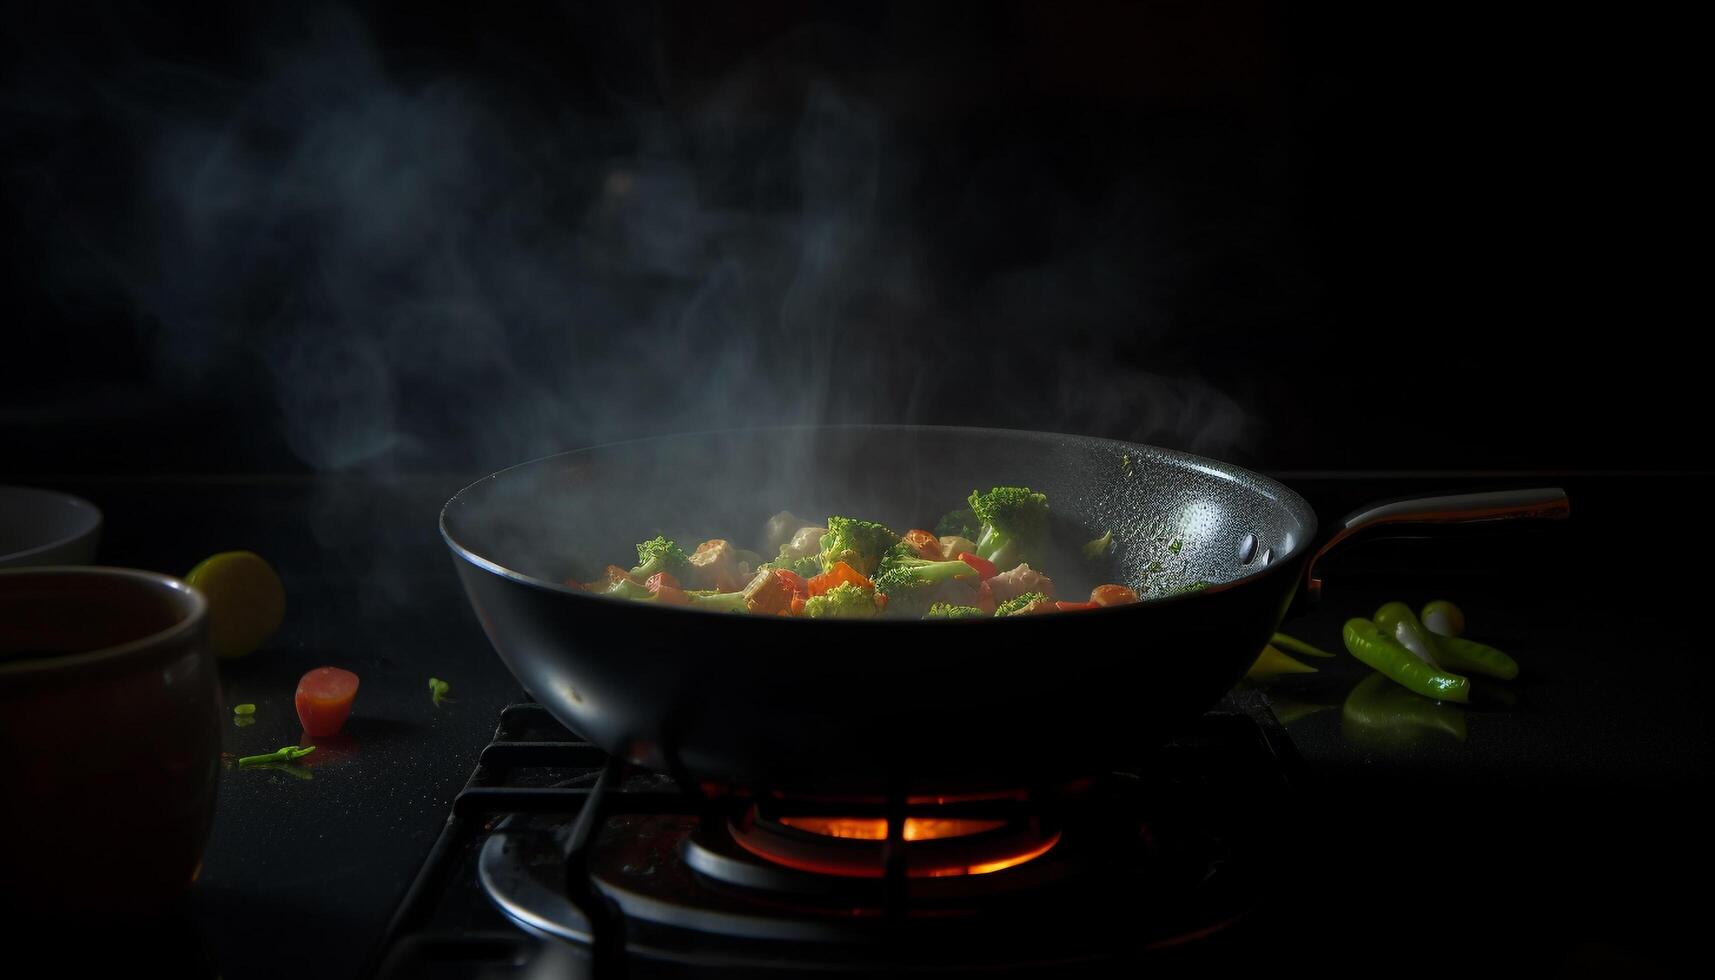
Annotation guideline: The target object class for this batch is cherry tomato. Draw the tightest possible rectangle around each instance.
[901,529,942,560]
[295,667,360,737]
[1090,584,1140,606]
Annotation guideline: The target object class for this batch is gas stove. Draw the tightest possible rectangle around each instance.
[375,688,1303,978]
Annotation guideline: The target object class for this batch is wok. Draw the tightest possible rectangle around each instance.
[442,426,1565,794]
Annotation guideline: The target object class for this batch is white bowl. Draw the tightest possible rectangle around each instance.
[0,486,103,568]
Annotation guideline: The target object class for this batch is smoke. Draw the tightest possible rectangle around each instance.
[22,3,1274,475]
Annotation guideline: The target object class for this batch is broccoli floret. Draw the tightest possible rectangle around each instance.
[1081,530,1113,561]
[803,582,879,619]
[994,591,1050,616]
[817,516,899,576]
[874,543,979,591]
[599,577,653,601]
[967,487,1050,569]
[872,542,981,615]
[934,507,981,541]
[672,588,750,612]
[759,552,824,579]
[924,603,985,619]
[630,535,690,580]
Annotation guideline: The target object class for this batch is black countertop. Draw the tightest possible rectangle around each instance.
[17,470,1709,976]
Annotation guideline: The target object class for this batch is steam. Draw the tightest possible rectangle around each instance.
[58,6,1260,473]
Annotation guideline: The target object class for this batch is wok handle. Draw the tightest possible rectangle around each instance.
[1305,488,1570,600]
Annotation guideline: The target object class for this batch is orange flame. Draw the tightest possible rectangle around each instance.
[778,817,1004,841]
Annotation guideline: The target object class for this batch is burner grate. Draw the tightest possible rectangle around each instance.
[376,688,1301,978]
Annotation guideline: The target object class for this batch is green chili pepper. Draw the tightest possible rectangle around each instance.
[238,745,316,767]
[1379,601,1518,680]
[233,703,256,716]
[1432,634,1519,681]
[1374,602,1446,668]
[1271,631,1336,659]
[1342,618,1470,703]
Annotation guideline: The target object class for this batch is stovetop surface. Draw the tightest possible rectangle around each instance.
[18,471,1708,977]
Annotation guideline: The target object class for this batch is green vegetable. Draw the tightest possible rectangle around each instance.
[818,517,899,576]
[1432,634,1519,681]
[1167,580,1212,595]
[967,486,1050,569]
[1081,531,1113,561]
[760,553,824,578]
[1342,618,1469,703]
[1270,632,1335,659]
[238,745,317,767]
[629,536,690,581]
[804,582,879,619]
[679,588,752,613]
[232,703,256,716]
[1421,600,1466,637]
[429,677,454,707]
[607,574,760,612]
[1374,602,1447,668]
[1378,600,1517,680]
[924,603,985,619]
[1168,539,1182,554]
[934,507,981,542]
[871,542,981,615]
[1246,645,1318,678]
[994,592,1050,616]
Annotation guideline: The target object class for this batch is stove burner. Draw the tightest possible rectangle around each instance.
[381,697,1303,977]
[726,809,1062,879]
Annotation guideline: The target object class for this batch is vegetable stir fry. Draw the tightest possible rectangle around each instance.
[570,486,1142,619]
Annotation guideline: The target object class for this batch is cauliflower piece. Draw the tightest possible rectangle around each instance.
[688,539,744,592]
[781,525,828,560]
[763,511,819,554]
[938,535,979,561]
[986,563,1056,603]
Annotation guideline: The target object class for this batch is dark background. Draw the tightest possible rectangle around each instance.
[2,1,1698,478]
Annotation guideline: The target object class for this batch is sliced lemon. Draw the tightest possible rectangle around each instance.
[185,551,285,659]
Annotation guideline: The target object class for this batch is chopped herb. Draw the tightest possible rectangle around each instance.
[1168,539,1182,554]
[1081,531,1113,561]
[429,677,454,708]
[1120,453,1134,477]
[238,745,316,768]
[1146,560,1163,574]
[233,703,256,716]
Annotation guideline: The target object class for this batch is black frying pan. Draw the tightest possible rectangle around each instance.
[441,426,1565,794]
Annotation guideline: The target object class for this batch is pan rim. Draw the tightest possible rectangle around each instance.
[439,424,1319,623]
